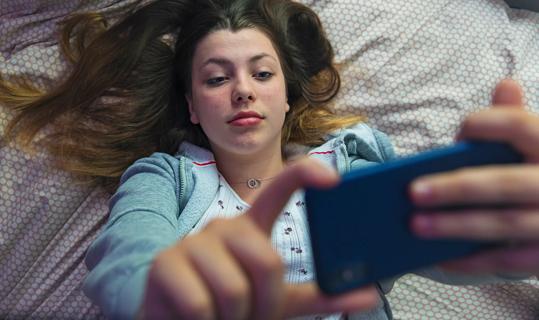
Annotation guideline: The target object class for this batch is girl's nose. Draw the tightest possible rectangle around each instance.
[235,93,255,102]
[232,77,256,103]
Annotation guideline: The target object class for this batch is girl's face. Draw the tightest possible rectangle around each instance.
[187,28,289,158]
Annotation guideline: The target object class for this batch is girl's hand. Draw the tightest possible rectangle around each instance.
[410,79,539,276]
[142,159,378,319]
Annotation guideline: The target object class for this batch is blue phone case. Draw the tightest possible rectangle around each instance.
[305,141,522,295]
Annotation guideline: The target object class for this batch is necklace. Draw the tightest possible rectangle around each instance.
[230,177,277,189]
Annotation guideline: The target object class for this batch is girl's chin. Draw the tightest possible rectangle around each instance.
[208,131,282,157]
[214,140,274,157]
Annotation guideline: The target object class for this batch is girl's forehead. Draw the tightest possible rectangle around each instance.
[193,28,280,67]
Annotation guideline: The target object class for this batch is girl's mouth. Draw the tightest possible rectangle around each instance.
[228,111,264,127]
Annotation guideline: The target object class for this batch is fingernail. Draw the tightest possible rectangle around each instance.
[413,214,434,237]
[411,180,433,203]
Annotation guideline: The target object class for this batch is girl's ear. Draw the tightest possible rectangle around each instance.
[285,101,290,113]
[185,94,199,124]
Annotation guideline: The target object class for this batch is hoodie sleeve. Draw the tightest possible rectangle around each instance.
[340,123,397,171]
[83,153,182,320]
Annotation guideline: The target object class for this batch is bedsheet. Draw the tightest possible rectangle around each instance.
[1,0,538,319]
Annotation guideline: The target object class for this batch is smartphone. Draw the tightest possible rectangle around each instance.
[305,141,523,295]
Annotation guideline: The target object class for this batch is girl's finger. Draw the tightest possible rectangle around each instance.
[457,108,539,162]
[457,79,525,141]
[411,208,539,241]
[145,246,215,320]
[492,79,524,107]
[141,285,176,320]
[248,158,339,236]
[283,282,379,318]
[184,230,251,320]
[439,243,539,275]
[410,165,539,207]
[218,218,286,320]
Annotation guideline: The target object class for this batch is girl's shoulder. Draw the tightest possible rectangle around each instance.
[117,144,209,218]
[317,122,396,162]
[122,142,212,182]
[304,122,396,174]
[120,152,182,184]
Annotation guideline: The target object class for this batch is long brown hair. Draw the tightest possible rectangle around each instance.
[1,0,362,192]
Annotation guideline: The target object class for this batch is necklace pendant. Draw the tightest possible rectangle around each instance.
[247,178,261,189]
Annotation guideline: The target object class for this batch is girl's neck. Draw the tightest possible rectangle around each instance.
[212,144,285,204]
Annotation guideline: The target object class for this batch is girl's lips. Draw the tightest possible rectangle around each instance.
[228,111,264,127]
[228,117,263,127]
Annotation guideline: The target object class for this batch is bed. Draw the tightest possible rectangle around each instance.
[1,0,538,318]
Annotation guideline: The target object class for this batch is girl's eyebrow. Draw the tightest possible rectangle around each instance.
[249,53,278,64]
[199,53,277,71]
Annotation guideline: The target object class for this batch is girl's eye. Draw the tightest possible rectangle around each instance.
[254,71,273,80]
[206,76,227,86]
